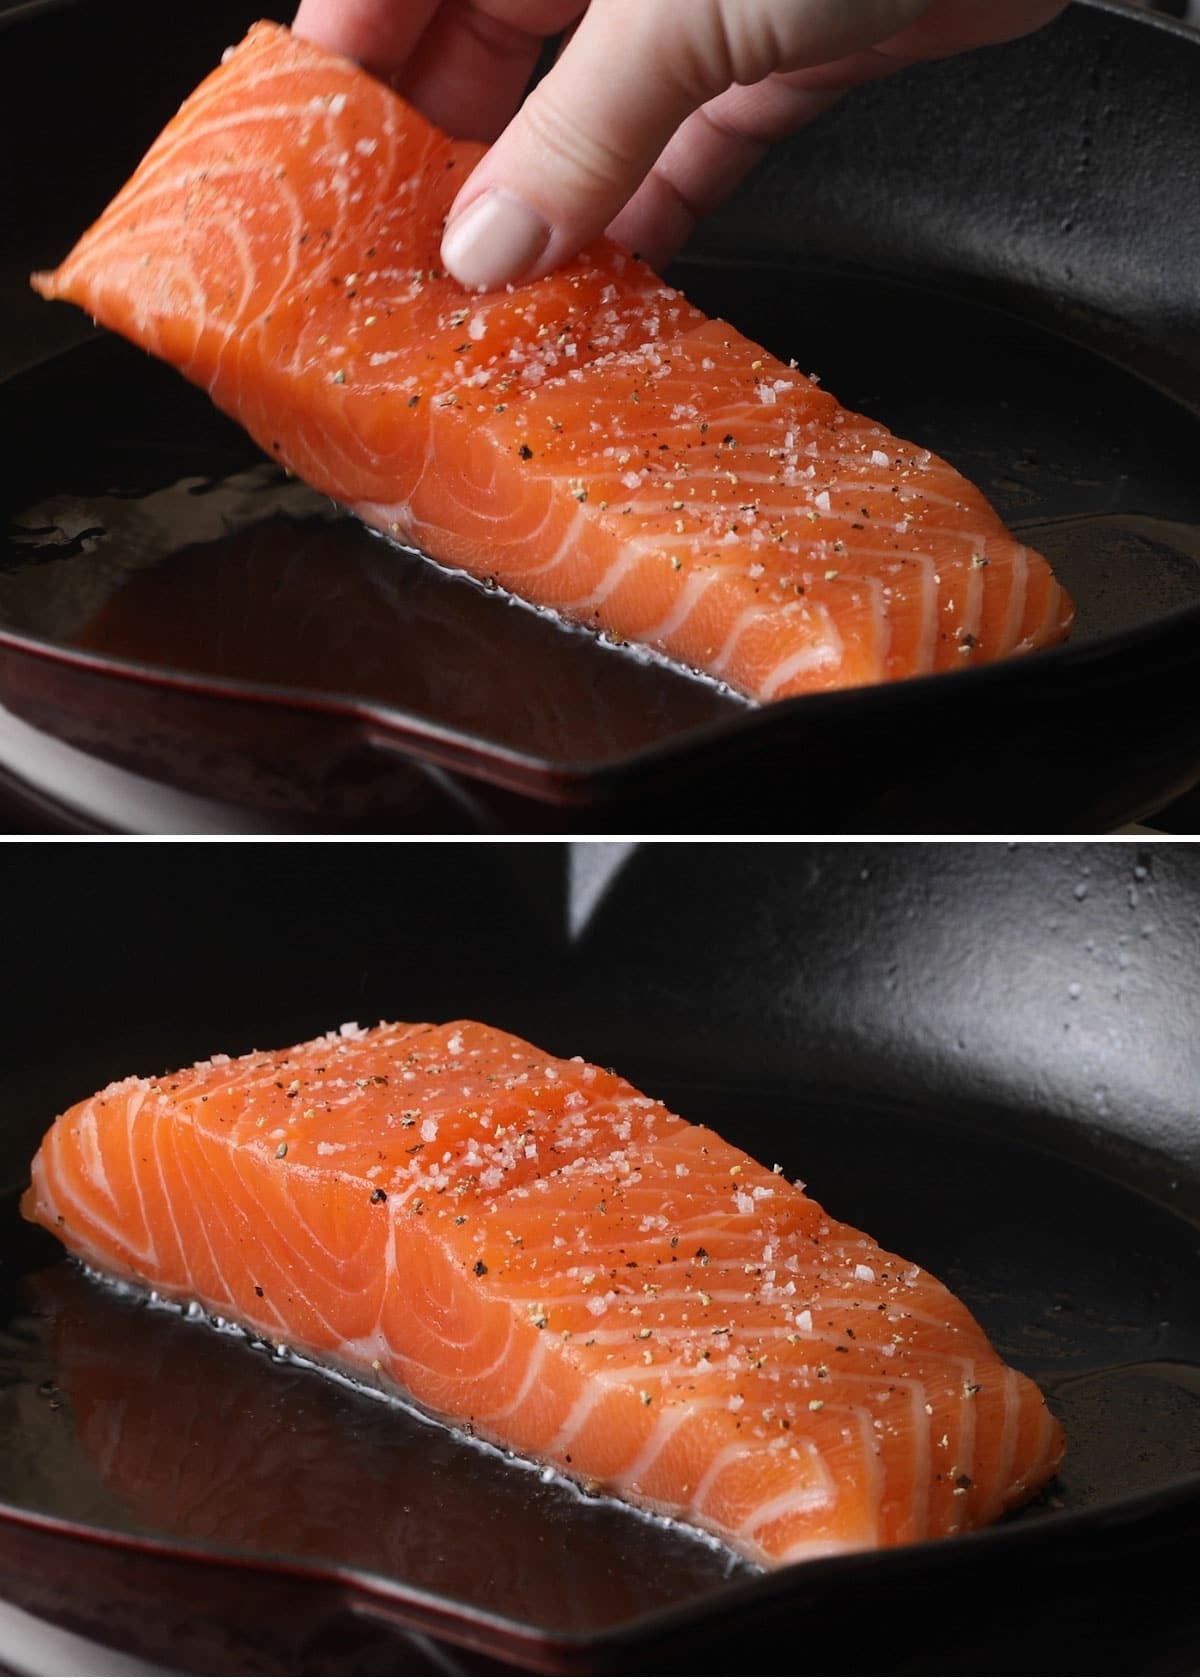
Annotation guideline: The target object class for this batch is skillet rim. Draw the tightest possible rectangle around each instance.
[0,1430,1197,1664]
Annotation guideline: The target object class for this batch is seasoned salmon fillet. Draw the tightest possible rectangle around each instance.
[23,1019,1064,1567]
[31,21,1073,702]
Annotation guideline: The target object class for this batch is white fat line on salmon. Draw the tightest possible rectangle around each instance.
[428,443,515,524]
[707,603,785,677]
[838,476,972,514]
[956,553,986,650]
[171,1143,247,1323]
[688,1439,751,1514]
[738,1463,840,1543]
[575,1354,839,1400]
[585,1341,940,1404]
[627,1392,842,1503]
[945,1367,980,1534]
[908,1379,935,1541]
[799,1295,965,1334]
[478,1335,549,1426]
[141,267,206,367]
[637,463,968,523]
[305,408,374,490]
[995,1366,1022,1497]
[687,1429,828,1518]
[107,99,365,204]
[337,1332,391,1369]
[247,171,307,316]
[1016,570,1066,654]
[351,509,751,704]
[548,1322,921,1363]
[178,1143,338,1331]
[638,566,726,642]
[774,1535,863,1566]
[111,154,309,322]
[913,554,940,677]
[372,1314,518,1396]
[855,1402,887,1545]
[759,632,842,701]
[999,548,1030,654]
[439,1313,520,1391]
[620,1401,695,1486]
[192,1056,284,1106]
[509,501,590,583]
[140,1102,192,1295]
[220,333,249,418]
[370,88,404,188]
[78,1102,118,1210]
[556,539,662,613]
[51,1119,159,1270]
[1030,1405,1059,1492]
[707,539,1016,574]
[72,1257,751,1577]
[861,575,891,676]
[137,210,259,363]
[544,1382,603,1458]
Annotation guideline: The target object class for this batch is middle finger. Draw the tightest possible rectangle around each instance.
[293,0,442,81]
[395,0,586,141]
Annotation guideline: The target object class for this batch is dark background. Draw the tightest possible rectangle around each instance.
[5,839,1197,1176]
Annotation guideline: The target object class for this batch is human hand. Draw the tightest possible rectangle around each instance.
[293,0,1067,289]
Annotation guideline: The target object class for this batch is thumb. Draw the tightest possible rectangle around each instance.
[441,0,698,290]
[440,0,931,290]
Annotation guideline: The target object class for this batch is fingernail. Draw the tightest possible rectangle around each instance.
[441,189,549,291]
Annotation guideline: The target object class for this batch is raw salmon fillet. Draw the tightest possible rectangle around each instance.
[23,1019,1064,1567]
[31,21,1073,702]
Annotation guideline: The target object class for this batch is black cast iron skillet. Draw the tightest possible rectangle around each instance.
[1,0,1199,834]
[0,841,1198,1674]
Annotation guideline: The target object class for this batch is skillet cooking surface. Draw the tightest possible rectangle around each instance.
[1,843,1199,1672]
[6,1078,1200,1670]
[1,1,1199,831]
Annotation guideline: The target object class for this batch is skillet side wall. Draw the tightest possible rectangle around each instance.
[550,840,1200,1206]
[1,841,1196,1205]
[691,0,1200,407]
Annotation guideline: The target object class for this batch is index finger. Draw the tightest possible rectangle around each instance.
[394,2,579,144]
[293,0,440,81]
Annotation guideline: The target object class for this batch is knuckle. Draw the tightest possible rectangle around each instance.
[710,0,928,79]
[517,84,640,196]
[458,7,540,62]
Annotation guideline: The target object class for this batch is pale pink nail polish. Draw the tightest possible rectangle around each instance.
[441,189,549,291]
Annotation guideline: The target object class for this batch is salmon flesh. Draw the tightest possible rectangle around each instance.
[31,21,1074,702]
[23,1019,1065,1567]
